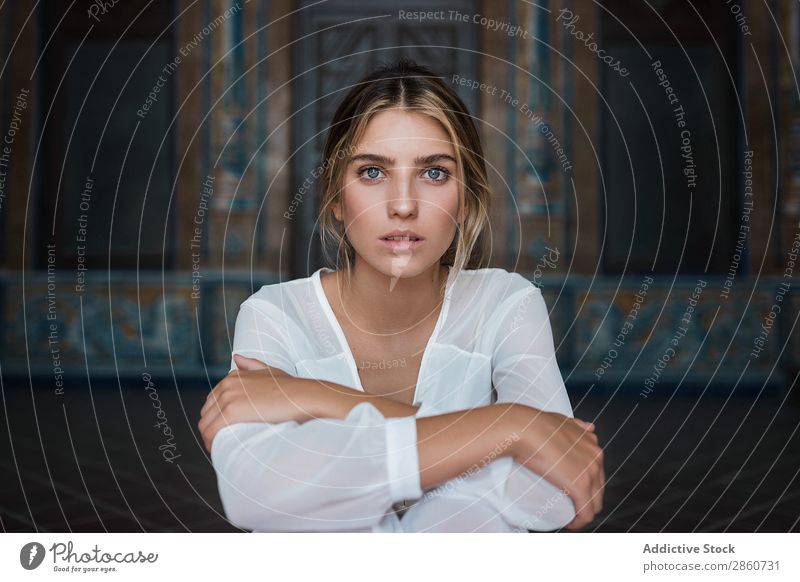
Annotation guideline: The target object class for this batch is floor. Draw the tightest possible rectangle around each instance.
[1,378,798,532]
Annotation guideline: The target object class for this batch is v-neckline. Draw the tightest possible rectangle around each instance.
[311,265,455,406]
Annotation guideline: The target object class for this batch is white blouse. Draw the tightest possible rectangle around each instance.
[211,266,577,532]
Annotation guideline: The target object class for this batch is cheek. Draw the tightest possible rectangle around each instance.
[433,186,461,223]
[426,190,460,246]
[340,187,378,234]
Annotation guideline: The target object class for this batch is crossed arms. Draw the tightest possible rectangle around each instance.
[198,287,604,532]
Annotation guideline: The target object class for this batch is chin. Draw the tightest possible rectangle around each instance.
[357,246,447,278]
[386,257,445,280]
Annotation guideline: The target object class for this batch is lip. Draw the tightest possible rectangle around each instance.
[380,238,425,251]
[380,229,425,240]
[379,230,425,252]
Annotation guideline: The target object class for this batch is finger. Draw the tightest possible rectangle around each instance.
[201,424,216,452]
[201,377,234,415]
[234,354,269,370]
[572,418,595,432]
[565,488,592,531]
[564,505,581,530]
[203,414,232,452]
[203,426,213,453]
[591,476,602,517]
[201,421,217,453]
[565,511,589,531]
[563,501,580,531]
[596,464,606,514]
[201,388,225,416]
[582,446,603,516]
[205,371,238,404]
[200,422,212,452]
[200,392,217,416]
[199,399,224,433]
[565,517,585,531]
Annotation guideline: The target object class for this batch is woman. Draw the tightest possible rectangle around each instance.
[198,59,604,533]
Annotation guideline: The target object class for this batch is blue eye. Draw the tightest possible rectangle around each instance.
[359,166,384,181]
[425,167,450,183]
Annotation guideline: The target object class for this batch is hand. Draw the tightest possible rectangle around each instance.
[197,355,310,453]
[232,354,287,373]
[508,405,604,531]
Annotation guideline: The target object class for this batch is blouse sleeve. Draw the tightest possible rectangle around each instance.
[399,280,577,532]
[210,300,422,532]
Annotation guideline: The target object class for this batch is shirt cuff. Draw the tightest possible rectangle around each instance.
[384,415,423,502]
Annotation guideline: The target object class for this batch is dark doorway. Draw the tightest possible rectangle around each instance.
[600,1,741,274]
[38,1,175,270]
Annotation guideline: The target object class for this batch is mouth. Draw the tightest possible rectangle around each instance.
[380,229,424,241]
[380,234,425,250]
[381,235,423,241]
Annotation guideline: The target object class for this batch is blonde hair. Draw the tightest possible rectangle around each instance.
[318,58,491,290]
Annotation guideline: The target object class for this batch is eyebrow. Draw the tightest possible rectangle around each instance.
[348,153,457,166]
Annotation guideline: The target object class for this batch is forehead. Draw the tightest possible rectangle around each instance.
[356,109,454,152]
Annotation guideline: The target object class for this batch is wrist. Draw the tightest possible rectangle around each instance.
[293,377,325,422]
[502,403,535,460]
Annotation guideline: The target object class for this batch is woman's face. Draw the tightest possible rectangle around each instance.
[333,108,463,279]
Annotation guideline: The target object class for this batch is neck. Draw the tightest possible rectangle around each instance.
[337,260,449,334]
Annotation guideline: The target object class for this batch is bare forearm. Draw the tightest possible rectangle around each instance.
[295,377,420,419]
[294,376,520,491]
[415,403,519,491]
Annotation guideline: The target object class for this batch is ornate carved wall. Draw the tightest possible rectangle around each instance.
[0,1,795,399]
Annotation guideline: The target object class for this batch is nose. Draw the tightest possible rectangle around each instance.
[387,171,418,218]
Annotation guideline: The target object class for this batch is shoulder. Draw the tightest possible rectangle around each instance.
[237,274,314,327]
[456,267,540,302]
[446,268,542,336]
[242,274,311,306]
